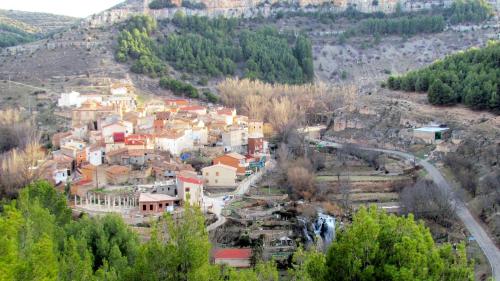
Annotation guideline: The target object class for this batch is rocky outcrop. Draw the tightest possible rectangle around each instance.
[81,0,497,27]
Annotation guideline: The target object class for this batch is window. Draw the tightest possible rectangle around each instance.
[216,172,219,176]
[150,205,153,210]
[185,188,190,192]
[215,179,218,184]
[166,203,169,206]
[159,203,163,208]
[143,205,146,211]
[205,172,209,176]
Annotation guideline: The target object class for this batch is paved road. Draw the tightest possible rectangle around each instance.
[204,159,276,231]
[315,140,500,280]
[205,195,226,232]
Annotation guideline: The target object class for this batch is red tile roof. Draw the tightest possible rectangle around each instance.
[180,106,206,111]
[125,134,151,145]
[165,99,188,106]
[177,175,203,185]
[217,108,234,116]
[113,132,125,143]
[213,248,252,260]
[125,139,145,146]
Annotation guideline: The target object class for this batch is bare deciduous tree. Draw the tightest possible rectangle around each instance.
[400,179,455,226]
[0,109,45,198]
[339,177,351,211]
[287,165,315,201]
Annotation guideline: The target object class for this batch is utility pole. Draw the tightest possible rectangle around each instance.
[95,166,99,190]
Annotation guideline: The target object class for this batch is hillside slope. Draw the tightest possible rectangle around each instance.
[0,9,77,47]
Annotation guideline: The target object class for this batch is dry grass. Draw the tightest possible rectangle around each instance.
[0,109,46,197]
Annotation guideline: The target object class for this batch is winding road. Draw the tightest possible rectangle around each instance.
[314,139,500,280]
[204,159,276,232]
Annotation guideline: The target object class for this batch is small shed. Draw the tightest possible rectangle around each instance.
[413,126,450,144]
[213,248,252,268]
[139,193,177,214]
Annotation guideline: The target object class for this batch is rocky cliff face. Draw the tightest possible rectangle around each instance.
[83,0,495,27]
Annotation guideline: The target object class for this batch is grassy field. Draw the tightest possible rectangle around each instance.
[0,80,39,109]
[316,175,410,182]
[252,185,286,195]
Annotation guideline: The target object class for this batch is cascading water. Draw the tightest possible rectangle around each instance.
[298,212,335,249]
[313,213,335,247]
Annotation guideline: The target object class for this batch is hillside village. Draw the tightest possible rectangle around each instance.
[0,0,499,279]
[44,82,271,223]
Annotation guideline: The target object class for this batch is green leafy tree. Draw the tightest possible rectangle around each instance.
[324,206,473,281]
[388,40,499,112]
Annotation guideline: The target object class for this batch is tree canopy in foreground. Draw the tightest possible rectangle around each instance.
[0,182,473,281]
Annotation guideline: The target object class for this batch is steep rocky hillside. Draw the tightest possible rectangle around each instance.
[0,9,78,47]
[0,9,77,34]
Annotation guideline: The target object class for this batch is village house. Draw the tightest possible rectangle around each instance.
[89,131,104,145]
[144,100,166,115]
[87,145,105,166]
[176,174,203,206]
[58,91,82,107]
[125,134,154,150]
[105,165,131,185]
[72,123,89,140]
[52,153,74,171]
[106,148,129,165]
[71,101,115,128]
[44,159,72,185]
[98,114,121,130]
[155,129,194,156]
[234,115,248,126]
[155,111,172,121]
[248,121,264,138]
[139,193,178,214]
[129,167,153,184]
[102,121,133,142]
[154,180,177,196]
[180,105,207,115]
[248,137,265,157]
[105,133,126,153]
[80,93,105,106]
[202,163,237,188]
[52,168,70,185]
[123,111,140,127]
[52,131,72,149]
[165,98,189,107]
[191,127,208,145]
[213,152,248,176]
[60,140,88,166]
[212,248,252,268]
[152,160,194,181]
[136,115,155,134]
[221,126,248,152]
[215,108,237,125]
[128,149,156,166]
[170,118,193,131]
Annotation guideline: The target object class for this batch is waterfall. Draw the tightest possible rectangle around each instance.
[298,213,336,248]
[313,213,336,247]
